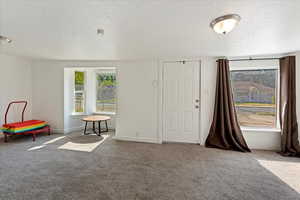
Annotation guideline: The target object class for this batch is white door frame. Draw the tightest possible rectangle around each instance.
[160,60,201,144]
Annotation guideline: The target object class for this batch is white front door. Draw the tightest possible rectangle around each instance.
[163,61,200,143]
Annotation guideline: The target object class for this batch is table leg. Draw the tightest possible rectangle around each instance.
[98,121,101,136]
[93,122,96,133]
[4,134,8,143]
[84,121,88,135]
[105,120,108,132]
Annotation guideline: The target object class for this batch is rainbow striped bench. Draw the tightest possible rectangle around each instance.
[2,120,50,142]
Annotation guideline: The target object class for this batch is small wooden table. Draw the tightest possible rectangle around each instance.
[82,115,111,136]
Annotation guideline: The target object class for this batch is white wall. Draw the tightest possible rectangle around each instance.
[31,60,158,142]
[199,58,217,144]
[32,60,119,133]
[0,54,33,125]
[32,60,65,132]
[29,53,300,150]
[296,52,300,143]
[0,51,297,150]
[63,67,116,132]
[27,58,206,144]
[243,130,281,150]
[115,60,159,143]
[31,58,213,145]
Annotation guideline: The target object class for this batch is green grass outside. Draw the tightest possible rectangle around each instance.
[75,108,84,113]
[96,99,116,103]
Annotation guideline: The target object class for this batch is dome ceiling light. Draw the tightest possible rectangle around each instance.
[210,14,241,34]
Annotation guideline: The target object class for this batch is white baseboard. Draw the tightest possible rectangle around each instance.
[63,126,85,134]
[51,128,65,134]
[113,136,160,144]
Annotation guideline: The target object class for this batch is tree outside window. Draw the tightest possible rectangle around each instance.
[230,69,278,128]
[74,71,85,113]
[96,72,116,113]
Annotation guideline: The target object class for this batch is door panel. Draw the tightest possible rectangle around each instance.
[163,61,200,143]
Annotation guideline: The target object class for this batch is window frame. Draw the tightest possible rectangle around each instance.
[229,64,281,130]
[94,68,117,115]
[73,70,87,115]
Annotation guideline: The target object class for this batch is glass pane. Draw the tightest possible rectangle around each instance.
[96,72,116,113]
[75,71,85,91]
[75,92,84,113]
[230,69,277,128]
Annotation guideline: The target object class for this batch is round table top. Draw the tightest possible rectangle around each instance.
[82,115,111,122]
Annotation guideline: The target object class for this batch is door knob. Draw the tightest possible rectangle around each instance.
[195,99,199,103]
[195,105,199,109]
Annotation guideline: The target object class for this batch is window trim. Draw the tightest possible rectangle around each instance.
[229,65,281,130]
[240,126,281,133]
[230,65,279,71]
[93,111,116,115]
[73,70,87,115]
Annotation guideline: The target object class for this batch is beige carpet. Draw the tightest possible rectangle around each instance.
[0,131,299,200]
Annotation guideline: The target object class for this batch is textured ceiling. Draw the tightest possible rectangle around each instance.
[0,0,299,60]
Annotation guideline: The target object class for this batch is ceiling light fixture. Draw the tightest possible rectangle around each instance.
[0,35,12,43]
[210,14,241,34]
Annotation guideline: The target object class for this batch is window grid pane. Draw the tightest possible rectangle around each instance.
[96,72,116,113]
[74,71,85,113]
[230,69,278,128]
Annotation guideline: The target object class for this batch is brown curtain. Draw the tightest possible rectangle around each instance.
[205,59,251,152]
[279,56,300,157]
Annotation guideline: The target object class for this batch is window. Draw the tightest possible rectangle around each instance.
[230,66,279,128]
[70,68,117,115]
[74,71,85,113]
[95,70,116,113]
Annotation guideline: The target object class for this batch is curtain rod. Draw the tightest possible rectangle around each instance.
[216,57,281,62]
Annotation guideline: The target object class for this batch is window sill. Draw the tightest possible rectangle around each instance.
[93,112,116,115]
[241,126,281,133]
[70,112,116,117]
[71,113,88,117]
